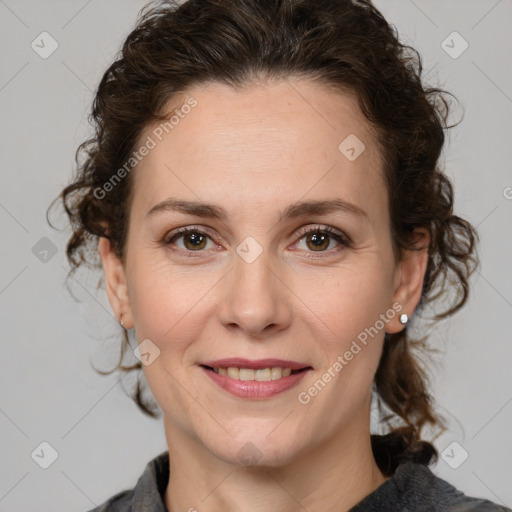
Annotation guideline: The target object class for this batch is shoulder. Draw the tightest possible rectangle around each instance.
[86,451,170,512]
[423,464,511,512]
[350,461,511,511]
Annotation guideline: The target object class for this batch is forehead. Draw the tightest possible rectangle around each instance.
[129,79,387,225]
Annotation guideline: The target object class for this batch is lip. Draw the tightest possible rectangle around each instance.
[201,365,312,399]
[200,358,311,371]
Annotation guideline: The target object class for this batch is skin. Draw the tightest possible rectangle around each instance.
[99,78,429,512]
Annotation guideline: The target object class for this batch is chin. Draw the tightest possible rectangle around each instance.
[207,432,305,469]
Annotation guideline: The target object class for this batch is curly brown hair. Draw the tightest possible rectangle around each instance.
[48,0,479,476]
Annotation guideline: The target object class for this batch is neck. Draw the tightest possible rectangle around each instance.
[163,410,388,512]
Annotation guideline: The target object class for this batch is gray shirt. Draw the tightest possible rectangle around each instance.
[87,451,511,511]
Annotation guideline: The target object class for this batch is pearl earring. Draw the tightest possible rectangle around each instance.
[399,313,408,325]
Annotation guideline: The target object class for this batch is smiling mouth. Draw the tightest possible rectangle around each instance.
[200,365,312,381]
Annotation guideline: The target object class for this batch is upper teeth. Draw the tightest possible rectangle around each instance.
[213,367,293,381]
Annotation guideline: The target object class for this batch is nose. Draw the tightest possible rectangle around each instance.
[217,246,292,338]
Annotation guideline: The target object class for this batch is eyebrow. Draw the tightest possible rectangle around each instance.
[145,198,369,223]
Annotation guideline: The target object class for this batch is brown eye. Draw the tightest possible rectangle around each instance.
[181,231,208,250]
[294,225,351,257]
[304,231,331,251]
[164,227,215,252]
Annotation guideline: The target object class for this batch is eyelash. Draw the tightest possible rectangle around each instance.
[162,225,352,259]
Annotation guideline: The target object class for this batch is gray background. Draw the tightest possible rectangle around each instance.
[0,0,511,510]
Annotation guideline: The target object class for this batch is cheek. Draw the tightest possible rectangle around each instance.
[127,264,210,414]
[292,262,392,352]
[295,269,390,420]
[127,252,214,340]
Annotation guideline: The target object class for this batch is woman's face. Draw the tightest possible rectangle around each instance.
[100,78,427,467]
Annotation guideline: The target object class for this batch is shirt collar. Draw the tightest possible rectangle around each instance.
[126,451,482,512]
[128,450,169,511]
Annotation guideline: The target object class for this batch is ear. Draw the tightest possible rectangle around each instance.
[98,237,134,329]
[386,227,430,334]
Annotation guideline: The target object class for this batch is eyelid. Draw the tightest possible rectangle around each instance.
[293,224,352,246]
[163,225,219,245]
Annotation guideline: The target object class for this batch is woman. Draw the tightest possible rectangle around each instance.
[50,0,510,510]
